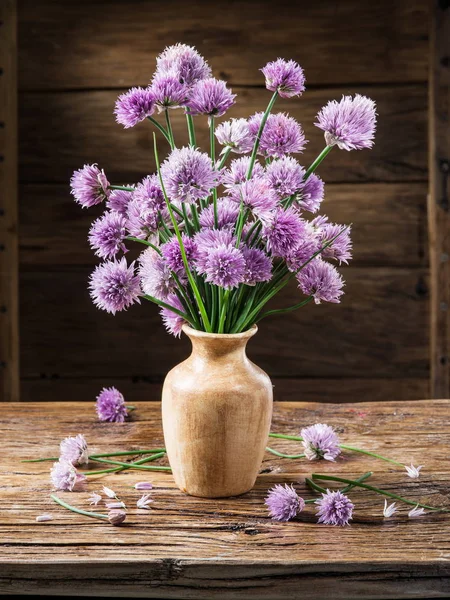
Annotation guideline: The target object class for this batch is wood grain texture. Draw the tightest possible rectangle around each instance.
[18,182,429,268]
[428,2,450,398]
[17,0,429,90]
[0,400,449,599]
[19,268,429,380]
[18,85,427,184]
[0,0,19,402]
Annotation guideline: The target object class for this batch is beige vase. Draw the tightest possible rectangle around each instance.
[162,324,273,498]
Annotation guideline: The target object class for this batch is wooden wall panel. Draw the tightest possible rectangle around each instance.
[18,85,427,185]
[18,0,428,90]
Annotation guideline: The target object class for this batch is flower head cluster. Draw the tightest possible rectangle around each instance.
[70,164,110,208]
[60,434,89,466]
[114,87,155,128]
[51,459,87,492]
[265,484,305,521]
[315,490,354,526]
[161,147,218,204]
[186,78,236,118]
[249,112,306,158]
[88,211,127,259]
[96,386,128,422]
[215,118,253,154]
[89,258,141,314]
[261,59,306,98]
[301,423,341,461]
[155,43,211,86]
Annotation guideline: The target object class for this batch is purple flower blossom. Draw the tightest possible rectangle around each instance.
[138,247,176,301]
[186,78,236,117]
[134,482,153,490]
[202,245,245,289]
[88,211,128,259]
[285,231,320,272]
[60,434,89,466]
[107,189,133,216]
[315,94,377,151]
[316,221,352,264]
[199,198,240,229]
[150,74,188,111]
[265,484,305,521]
[249,112,306,158]
[297,258,344,304]
[108,510,126,526]
[230,178,278,220]
[263,207,306,258]
[155,43,211,86]
[215,118,254,154]
[127,175,166,239]
[297,174,324,213]
[265,156,305,200]
[89,258,141,314]
[222,157,265,191]
[315,490,354,526]
[70,164,110,208]
[50,459,87,492]
[242,246,272,285]
[161,147,218,204]
[261,59,305,98]
[160,294,186,338]
[301,423,341,461]
[96,386,128,423]
[161,234,198,275]
[114,87,155,128]
[194,229,235,271]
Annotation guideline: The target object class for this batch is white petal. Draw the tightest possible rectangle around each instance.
[36,514,53,522]
[102,485,116,498]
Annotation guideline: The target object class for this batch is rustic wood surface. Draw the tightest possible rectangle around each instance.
[0,400,449,599]
[428,1,450,399]
[0,0,19,402]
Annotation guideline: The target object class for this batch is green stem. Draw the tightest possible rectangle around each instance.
[304,145,334,180]
[218,289,230,333]
[164,111,175,149]
[266,447,305,459]
[109,185,134,192]
[339,444,405,468]
[86,452,170,476]
[209,116,219,228]
[269,433,303,441]
[312,474,446,511]
[143,294,193,324]
[154,133,212,332]
[217,147,232,170]
[257,297,313,323]
[125,236,161,253]
[341,472,373,494]
[246,91,278,179]
[186,113,197,147]
[89,452,167,470]
[306,477,327,494]
[51,494,108,520]
[22,449,167,463]
[147,116,172,144]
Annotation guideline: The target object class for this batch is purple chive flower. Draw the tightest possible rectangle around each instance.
[194,229,235,271]
[201,245,246,289]
[316,490,354,526]
[114,87,155,128]
[316,221,352,264]
[315,94,377,151]
[249,112,306,158]
[222,157,265,191]
[107,189,133,216]
[186,78,236,118]
[89,258,141,314]
[265,484,305,521]
[108,510,126,526]
[138,247,176,301]
[50,459,87,492]
[297,174,324,213]
[160,294,186,338]
[285,229,320,272]
[242,246,272,285]
[127,175,166,239]
[161,147,218,204]
[215,118,254,154]
[96,386,128,423]
[297,258,344,304]
[199,198,240,229]
[88,211,128,260]
[161,233,198,275]
[150,73,188,111]
[301,423,341,461]
[261,58,305,98]
[263,207,306,258]
[265,156,305,200]
[60,434,89,466]
[70,164,110,208]
[134,482,153,490]
[155,43,211,86]
[230,178,278,220]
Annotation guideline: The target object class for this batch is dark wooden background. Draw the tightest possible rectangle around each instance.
[10,0,434,402]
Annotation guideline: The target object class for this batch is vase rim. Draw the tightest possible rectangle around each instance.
[182,324,258,340]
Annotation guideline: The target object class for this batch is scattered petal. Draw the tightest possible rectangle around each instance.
[36,514,53,523]
[88,492,102,506]
[102,486,117,499]
[405,464,423,479]
[134,482,153,490]
[137,494,154,510]
[408,505,426,518]
[105,501,126,509]
[383,499,397,518]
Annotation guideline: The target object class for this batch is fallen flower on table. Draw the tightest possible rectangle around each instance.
[88,492,102,506]
[105,501,126,509]
[96,386,129,423]
[36,514,53,523]
[405,464,423,479]
[137,494,153,509]
[60,433,89,466]
[51,494,126,526]
[108,510,127,525]
[50,459,87,492]
[301,423,341,461]
[134,482,153,490]
[408,505,426,518]
[315,490,354,526]
[102,485,117,499]
[383,500,397,518]
[265,484,305,522]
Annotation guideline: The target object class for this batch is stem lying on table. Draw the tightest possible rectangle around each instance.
[51,494,108,520]
[86,452,171,476]
[266,447,305,459]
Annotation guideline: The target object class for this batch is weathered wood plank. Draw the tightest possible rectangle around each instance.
[428,1,450,398]
[17,0,429,90]
[18,182,429,268]
[0,400,449,599]
[0,0,19,402]
[18,85,427,184]
[19,268,429,380]
[19,376,429,403]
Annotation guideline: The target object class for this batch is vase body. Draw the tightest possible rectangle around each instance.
[162,324,273,498]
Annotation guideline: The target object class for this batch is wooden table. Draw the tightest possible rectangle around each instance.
[1,400,450,599]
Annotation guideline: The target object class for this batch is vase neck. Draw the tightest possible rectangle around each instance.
[182,326,257,362]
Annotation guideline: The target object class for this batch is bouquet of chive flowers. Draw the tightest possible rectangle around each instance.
[70,44,376,335]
